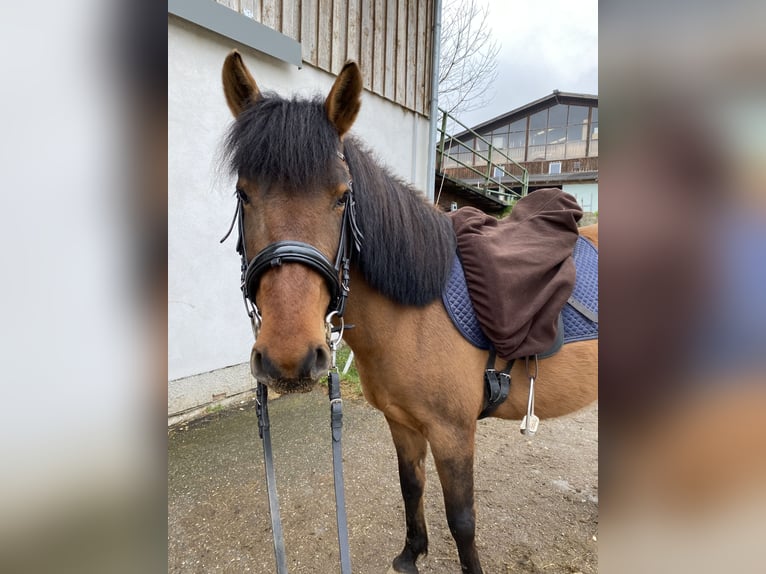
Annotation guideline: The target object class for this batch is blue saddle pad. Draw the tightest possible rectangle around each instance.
[563,236,599,343]
[442,235,598,352]
[442,253,492,350]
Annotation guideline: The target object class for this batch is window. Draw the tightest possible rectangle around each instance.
[590,107,598,140]
[566,140,587,158]
[505,119,526,152]
[546,126,566,145]
[455,143,472,165]
[508,118,526,133]
[530,129,546,147]
[548,104,568,127]
[565,110,587,158]
[568,105,589,127]
[528,145,546,161]
[589,107,598,157]
[549,162,562,174]
[507,130,526,149]
[529,110,547,131]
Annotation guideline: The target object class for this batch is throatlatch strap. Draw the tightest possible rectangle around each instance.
[479,350,514,419]
[327,371,352,574]
[256,382,289,573]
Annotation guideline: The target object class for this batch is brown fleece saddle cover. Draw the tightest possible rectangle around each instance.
[448,188,583,361]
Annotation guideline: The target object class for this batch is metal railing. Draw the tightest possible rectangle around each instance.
[436,108,528,204]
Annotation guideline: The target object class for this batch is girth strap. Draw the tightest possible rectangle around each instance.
[479,350,515,419]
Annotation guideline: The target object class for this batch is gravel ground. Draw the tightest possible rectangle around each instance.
[168,388,597,573]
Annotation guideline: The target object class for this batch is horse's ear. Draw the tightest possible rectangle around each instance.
[325,61,362,138]
[222,50,261,117]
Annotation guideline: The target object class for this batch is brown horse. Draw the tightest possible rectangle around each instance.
[220,50,598,574]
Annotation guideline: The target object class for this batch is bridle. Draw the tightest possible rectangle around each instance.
[220,149,362,574]
[221,150,363,337]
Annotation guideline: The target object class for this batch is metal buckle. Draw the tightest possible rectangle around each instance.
[242,291,262,340]
[325,311,345,369]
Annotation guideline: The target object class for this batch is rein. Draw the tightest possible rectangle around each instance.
[220,150,362,574]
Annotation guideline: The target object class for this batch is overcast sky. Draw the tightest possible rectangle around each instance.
[455,0,599,128]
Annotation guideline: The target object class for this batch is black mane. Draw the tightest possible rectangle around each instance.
[343,136,456,306]
[222,92,456,307]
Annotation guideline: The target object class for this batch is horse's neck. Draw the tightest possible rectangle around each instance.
[341,268,407,356]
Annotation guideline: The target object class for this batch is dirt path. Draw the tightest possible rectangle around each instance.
[168,389,597,573]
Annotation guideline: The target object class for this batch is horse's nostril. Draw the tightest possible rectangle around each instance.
[314,346,331,373]
[298,345,331,379]
[251,349,267,379]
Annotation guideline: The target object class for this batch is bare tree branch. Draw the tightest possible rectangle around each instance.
[438,0,500,119]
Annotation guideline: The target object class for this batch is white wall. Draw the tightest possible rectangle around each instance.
[563,182,599,213]
[168,16,432,383]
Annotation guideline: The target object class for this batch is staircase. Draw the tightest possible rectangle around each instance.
[435,108,528,211]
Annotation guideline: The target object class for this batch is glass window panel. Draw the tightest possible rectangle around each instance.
[546,143,566,160]
[530,128,546,146]
[492,134,506,148]
[507,147,524,161]
[528,144,546,161]
[591,123,599,140]
[508,131,526,148]
[565,140,587,158]
[589,139,598,156]
[476,138,488,151]
[568,105,589,127]
[547,126,566,145]
[509,118,526,133]
[548,104,567,127]
[529,110,547,131]
[567,123,587,141]
[591,107,598,123]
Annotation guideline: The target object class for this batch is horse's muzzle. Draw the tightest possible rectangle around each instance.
[250,344,331,393]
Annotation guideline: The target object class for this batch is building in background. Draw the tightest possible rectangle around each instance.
[436,91,598,214]
[168,0,437,422]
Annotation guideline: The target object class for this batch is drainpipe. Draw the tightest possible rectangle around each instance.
[426,0,443,202]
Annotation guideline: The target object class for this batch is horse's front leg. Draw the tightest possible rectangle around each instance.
[386,417,429,574]
[430,426,483,574]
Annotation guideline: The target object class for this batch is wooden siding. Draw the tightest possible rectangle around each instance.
[215,0,434,116]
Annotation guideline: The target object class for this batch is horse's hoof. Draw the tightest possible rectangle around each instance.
[389,557,418,574]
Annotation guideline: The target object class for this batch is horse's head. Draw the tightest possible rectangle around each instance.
[221,50,362,393]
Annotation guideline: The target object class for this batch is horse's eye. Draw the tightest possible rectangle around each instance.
[336,191,350,208]
[236,187,249,204]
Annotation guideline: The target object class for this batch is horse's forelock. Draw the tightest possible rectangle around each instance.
[223,94,341,192]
